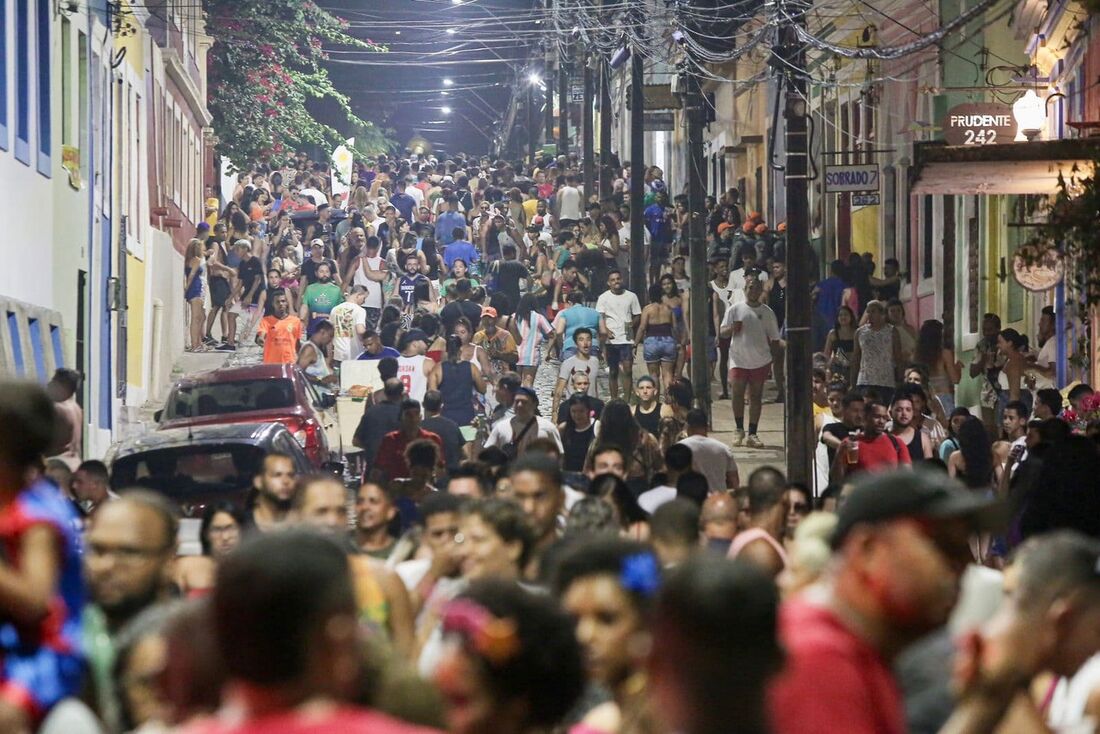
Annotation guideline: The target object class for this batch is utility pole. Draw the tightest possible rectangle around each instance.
[582,45,595,202]
[629,45,646,300]
[527,83,536,167]
[558,42,570,156]
[544,66,555,152]
[599,64,613,201]
[779,1,813,485]
[682,70,710,416]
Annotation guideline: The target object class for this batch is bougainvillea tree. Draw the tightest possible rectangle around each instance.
[205,0,391,170]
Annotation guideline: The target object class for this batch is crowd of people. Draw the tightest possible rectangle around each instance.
[1,148,1096,734]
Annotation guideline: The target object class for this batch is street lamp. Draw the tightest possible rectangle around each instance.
[446,28,456,35]
[443,78,454,86]
[527,71,542,85]
[441,106,452,115]
[1013,90,1045,141]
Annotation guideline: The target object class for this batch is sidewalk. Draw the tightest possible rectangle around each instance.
[533,356,786,479]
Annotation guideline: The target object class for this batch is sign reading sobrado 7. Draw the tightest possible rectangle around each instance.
[824,164,879,193]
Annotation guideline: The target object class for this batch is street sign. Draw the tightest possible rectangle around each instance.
[943,103,1016,146]
[570,80,584,104]
[824,164,879,193]
[852,192,880,206]
[644,111,674,130]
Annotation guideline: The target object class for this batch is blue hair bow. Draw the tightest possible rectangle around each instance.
[620,552,661,597]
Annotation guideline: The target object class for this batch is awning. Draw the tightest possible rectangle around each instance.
[911,139,1100,195]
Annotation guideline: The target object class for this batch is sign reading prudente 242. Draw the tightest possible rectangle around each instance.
[943,103,1016,146]
[824,164,879,193]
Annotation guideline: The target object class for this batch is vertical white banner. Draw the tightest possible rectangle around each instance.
[331,138,355,198]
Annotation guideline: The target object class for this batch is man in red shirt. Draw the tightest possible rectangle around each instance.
[768,471,1000,734]
[187,530,438,734]
[832,397,911,480]
[371,399,444,482]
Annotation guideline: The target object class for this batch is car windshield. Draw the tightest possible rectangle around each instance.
[164,379,295,419]
[110,444,266,504]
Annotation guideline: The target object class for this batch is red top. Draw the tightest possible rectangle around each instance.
[184,706,442,734]
[851,432,911,474]
[768,599,905,734]
[372,428,444,481]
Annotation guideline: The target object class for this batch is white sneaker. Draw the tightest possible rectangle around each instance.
[745,434,764,449]
[732,430,745,447]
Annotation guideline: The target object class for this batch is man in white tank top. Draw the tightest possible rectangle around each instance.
[353,236,387,329]
[395,330,435,402]
[557,174,583,225]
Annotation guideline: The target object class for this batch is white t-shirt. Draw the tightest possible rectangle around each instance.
[558,355,599,396]
[596,290,642,344]
[558,186,583,220]
[677,434,739,492]
[722,301,779,370]
[397,354,430,401]
[329,301,367,362]
[353,255,385,309]
[405,185,425,208]
[728,267,768,306]
[637,485,676,515]
[1034,337,1057,390]
[485,416,563,452]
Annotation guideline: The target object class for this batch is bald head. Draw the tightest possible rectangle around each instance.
[701,492,739,542]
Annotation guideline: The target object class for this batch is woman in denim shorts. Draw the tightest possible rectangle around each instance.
[636,283,679,393]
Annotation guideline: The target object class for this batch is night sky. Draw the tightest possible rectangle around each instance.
[321,0,539,157]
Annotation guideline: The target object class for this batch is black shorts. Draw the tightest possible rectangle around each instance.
[210,277,231,308]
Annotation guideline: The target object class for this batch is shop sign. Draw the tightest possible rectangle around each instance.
[943,103,1016,146]
[824,164,879,193]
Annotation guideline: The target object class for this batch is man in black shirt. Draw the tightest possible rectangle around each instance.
[352,378,404,474]
[421,390,466,472]
[490,244,528,314]
[233,241,265,344]
[820,392,865,467]
[300,239,340,291]
[440,278,484,333]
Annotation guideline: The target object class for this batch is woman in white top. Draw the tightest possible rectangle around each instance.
[850,300,902,402]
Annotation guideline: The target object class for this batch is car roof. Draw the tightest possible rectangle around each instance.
[110,422,291,458]
[170,363,299,388]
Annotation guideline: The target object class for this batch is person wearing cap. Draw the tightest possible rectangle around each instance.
[768,469,1000,734]
[831,395,912,481]
[485,385,563,455]
[299,238,341,293]
[473,305,518,385]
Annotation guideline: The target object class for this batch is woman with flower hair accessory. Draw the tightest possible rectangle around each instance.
[433,579,585,734]
[552,538,664,734]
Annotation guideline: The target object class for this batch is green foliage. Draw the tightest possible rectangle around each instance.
[1028,158,1100,307]
[204,0,392,170]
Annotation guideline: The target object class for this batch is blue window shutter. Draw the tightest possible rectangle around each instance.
[0,0,9,151]
[7,313,25,377]
[35,0,51,177]
[28,318,46,382]
[14,0,30,164]
[50,324,64,369]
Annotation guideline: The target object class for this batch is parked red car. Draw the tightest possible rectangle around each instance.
[155,363,341,468]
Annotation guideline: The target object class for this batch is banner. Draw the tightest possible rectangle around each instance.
[331,138,355,198]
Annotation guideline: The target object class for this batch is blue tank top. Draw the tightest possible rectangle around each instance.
[440,360,476,426]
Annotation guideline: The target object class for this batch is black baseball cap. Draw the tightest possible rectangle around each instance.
[831,470,1004,550]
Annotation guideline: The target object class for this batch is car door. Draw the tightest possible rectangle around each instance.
[303,378,342,459]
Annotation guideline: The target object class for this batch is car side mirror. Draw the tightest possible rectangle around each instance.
[153,409,163,422]
[318,392,337,409]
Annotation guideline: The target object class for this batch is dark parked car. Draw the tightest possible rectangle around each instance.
[154,363,340,468]
[106,422,314,554]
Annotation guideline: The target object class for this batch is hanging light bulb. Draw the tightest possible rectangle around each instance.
[1013,90,1046,141]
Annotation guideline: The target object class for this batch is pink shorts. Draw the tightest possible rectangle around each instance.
[729,364,771,384]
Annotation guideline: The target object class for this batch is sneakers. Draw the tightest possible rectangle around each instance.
[202,336,218,346]
[732,429,745,447]
[745,434,765,449]
[215,342,237,352]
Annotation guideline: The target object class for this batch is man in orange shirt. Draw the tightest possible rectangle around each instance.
[256,290,303,364]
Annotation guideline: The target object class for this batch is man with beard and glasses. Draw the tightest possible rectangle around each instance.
[83,492,178,733]
[246,452,298,532]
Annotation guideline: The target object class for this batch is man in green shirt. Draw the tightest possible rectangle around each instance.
[299,261,343,332]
